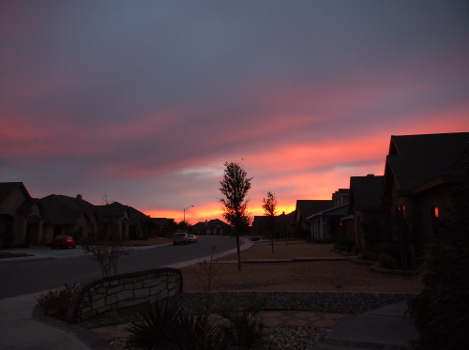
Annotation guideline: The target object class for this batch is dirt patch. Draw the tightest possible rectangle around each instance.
[181,241,423,294]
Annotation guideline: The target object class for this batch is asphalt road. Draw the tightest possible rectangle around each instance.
[0,235,238,300]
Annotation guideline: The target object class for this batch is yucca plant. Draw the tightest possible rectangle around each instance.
[127,298,183,348]
[218,300,265,348]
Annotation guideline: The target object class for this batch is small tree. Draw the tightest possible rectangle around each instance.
[219,161,252,271]
[262,191,278,254]
[82,229,130,276]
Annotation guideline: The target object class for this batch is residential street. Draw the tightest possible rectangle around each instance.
[0,235,237,299]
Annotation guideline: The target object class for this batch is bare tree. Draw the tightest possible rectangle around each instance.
[262,191,278,254]
[82,229,130,276]
[219,161,252,271]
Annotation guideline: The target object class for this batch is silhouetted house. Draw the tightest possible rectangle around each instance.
[0,182,44,247]
[381,132,469,264]
[40,194,97,243]
[252,211,296,238]
[347,175,385,250]
[95,202,130,240]
[294,200,334,234]
[191,219,231,235]
[126,206,153,240]
[306,189,350,240]
[151,218,176,237]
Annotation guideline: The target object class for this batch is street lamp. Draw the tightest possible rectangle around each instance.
[183,205,194,230]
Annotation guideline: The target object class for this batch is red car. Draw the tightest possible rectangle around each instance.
[51,235,76,249]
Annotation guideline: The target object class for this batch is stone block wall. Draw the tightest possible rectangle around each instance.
[66,267,183,323]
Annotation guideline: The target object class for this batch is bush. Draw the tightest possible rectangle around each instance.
[127,298,184,348]
[352,245,362,255]
[378,254,398,269]
[335,238,355,252]
[361,251,377,261]
[37,282,79,318]
[219,300,265,348]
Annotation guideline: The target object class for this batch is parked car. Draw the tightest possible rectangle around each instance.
[51,235,76,249]
[172,232,189,245]
[188,234,197,243]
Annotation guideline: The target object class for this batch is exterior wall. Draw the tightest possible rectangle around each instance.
[66,268,183,323]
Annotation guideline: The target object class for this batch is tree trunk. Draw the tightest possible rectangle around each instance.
[236,235,241,271]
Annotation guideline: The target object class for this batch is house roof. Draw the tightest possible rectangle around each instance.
[295,200,334,221]
[0,182,31,205]
[192,219,231,230]
[385,132,469,194]
[307,203,349,219]
[127,206,150,226]
[349,175,384,211]
[40,194,95,225]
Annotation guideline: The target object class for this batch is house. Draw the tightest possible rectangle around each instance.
[306,189,350,240]
[294,200,334,233]
[252,211,296,238]
[191,219,231,236]
[347,175,385,250]
[0,182,44,248]
[127,206,153,240]
[40,194,98,243]
[381,132,469,264]
[95,202,130,240]
[151,218,176,237]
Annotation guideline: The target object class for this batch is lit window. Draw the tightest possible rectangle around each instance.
[433,207,439,218]
[397,205,406,218]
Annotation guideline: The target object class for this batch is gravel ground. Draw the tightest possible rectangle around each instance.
[81,291,415,350]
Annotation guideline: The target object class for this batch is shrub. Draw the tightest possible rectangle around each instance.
[37,282,79,318]
[218,300,265,348]
[361,251,377,261]
[335,238,355,252]
[127,298,183,348]
[251,237,260,242]
[378,254,398,269]
[352,245,362,255]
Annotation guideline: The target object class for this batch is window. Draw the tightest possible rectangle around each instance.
[432,206,439,218]
[397,205,406,218]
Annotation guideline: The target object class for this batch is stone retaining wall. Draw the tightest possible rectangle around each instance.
[66,268,183,323]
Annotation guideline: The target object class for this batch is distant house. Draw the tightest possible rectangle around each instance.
[306,189,350,240]
[191,219,231,236]
[347,175,385,250]
[151,218,176,237]
[95,202,130,240]
[40,194,98,243]
[126,206,153,240]
[381,132,469,264]
[0,182,44,247]
[294,200,334,233]
[252,211,296,238]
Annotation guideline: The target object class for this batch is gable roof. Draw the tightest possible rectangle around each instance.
[384,132,469,194]
[0,182,31,204]
[40,194,95,225]
[349,174,384,211]
[295,200,334,221]
[127,206,150,226]
[307,203,349,219]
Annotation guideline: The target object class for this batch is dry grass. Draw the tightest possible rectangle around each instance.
[130,237,171,246]
[181,241,423,294]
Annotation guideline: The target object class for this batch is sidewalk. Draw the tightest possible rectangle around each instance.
[312,301,418,350]
[0,292,110,350]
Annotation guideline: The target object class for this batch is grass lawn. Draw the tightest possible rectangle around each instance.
[181,241,423,294]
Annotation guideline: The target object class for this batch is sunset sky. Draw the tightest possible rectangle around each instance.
[1,1,469,224]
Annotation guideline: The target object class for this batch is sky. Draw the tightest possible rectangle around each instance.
[1,1,469,224]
